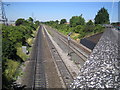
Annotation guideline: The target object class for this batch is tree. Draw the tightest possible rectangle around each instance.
[84,25,94,33]
[2,17,40,89]
[111,22,120,26]
[86,20,94,25]
[15,18,31,26]
[94,7,110,24]
[2,38,17,60]
[15,18,26,26]
[60,19,67,24]
[55,20,59,24]
[28,17,33,23]
[70,15,85,27]
[94,24,104,33]
[74,25,84,33]
[34,21,40,28]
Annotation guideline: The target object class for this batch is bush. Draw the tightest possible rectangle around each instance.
[16,47,28,61]
[2,38,17,60]
[74,25,84,33]
[2,17,40,89]
[94,25,104,33]
[45,18,104,40]
[83,25,94,33]
[4,59,20,81]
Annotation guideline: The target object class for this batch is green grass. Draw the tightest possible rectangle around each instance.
[26,38,33,46]
[31,26,39,37]
[27,26,40,54]
[28,47,32,52]
[73,36,79,40]
[0,34,2,60]
[16,47,28,61]
[4,59,20,81]
[13,64,24,80]
[47,24,105,41]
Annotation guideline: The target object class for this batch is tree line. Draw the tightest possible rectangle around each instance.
[43,7,109,39]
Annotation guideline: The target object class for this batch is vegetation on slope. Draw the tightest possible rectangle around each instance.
[2,17,40,89]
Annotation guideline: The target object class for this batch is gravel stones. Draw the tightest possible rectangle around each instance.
[71,29,120,89]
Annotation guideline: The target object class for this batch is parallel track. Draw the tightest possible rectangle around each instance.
[55,29,91,55]
[43,26,74,89]
[45,26,90,62]
[32,25,89,89]
[59,37,87,62]
[55,29,89,60]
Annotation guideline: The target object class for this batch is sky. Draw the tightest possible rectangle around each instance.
[3,0,120,2]
[3,2,118,23]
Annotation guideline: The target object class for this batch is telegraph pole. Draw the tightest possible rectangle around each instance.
[0,1,10,25]
[67,32,72,56]
[118,1,120,22]
[32,12,35,22]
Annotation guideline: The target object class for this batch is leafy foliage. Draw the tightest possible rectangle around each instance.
[94,24,104,33]
[2,59,20,89]
[55,20,59,24]
[28,17,33,23]
[111,22,120,26]
[15,18,27,26]
[2,38,17,60]
[94,7,110,24]
[60,19,67,24]
[74,25,84,33]
[44,8,109,40]
[2,17,40,89]
[83,25,94,33]
[86,20,94,25]
[4,59,20,81]
[44,13,104,40]
[70,15,85,27]
[34,20,40,28]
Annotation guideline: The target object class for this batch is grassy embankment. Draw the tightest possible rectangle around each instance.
[15,26,40,80]
[47,24,104,43]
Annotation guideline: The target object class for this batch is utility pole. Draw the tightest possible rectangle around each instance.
[32,12,37,22]
[118,1,120,22]
[67,32,72,56]
[0,1,10,25]
[32,12,35,22]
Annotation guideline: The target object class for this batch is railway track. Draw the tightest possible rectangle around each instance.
[43,26,74,89]
[55,29,90,60]
[59,37,87,62]
[54,29,91,55]
[32,26,46,90]
[32,25,74,89]
[32,25,88,89]
[44,25,91,62]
